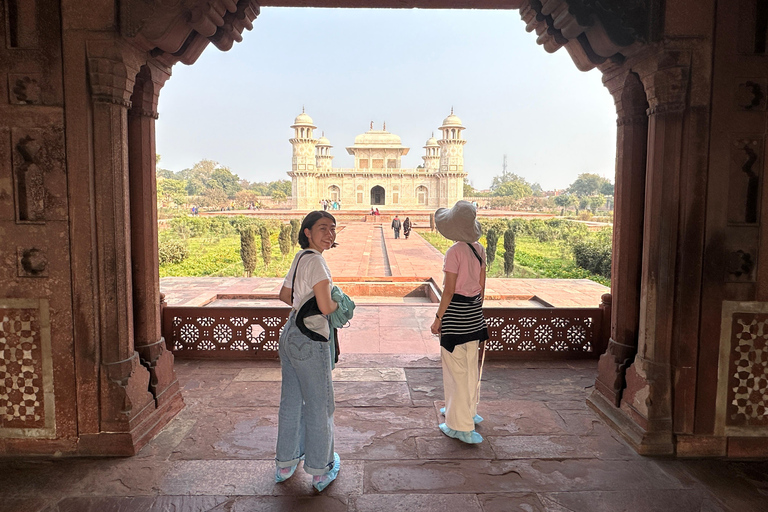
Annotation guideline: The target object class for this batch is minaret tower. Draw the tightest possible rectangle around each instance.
[315,132,334,172]
[438,107,466,174]
[422,133,440,172]
[290,108,318,173]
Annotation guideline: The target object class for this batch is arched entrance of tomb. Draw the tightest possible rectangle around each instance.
[328,185,340,202]
[371,185,385,205]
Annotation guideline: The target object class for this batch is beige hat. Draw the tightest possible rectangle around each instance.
[434,200,482,243]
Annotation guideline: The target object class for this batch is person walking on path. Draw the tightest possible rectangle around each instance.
[391,215,402,239]
[430,200,489,444]
[275,211,341,492]
[403,217,412,239]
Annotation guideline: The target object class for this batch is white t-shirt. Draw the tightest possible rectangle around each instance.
[283,249,333,310]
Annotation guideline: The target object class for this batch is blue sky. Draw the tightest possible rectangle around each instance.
[155,7,617,191]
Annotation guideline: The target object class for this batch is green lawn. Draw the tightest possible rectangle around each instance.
[417,230,609,286]
[160,236,301,278]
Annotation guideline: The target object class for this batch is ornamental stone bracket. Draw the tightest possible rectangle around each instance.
[119,0,261,66]
[86,39,145,108]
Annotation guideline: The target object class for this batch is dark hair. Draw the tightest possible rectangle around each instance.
[298,211,337,249]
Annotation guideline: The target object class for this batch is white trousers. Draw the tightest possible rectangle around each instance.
[441,340,479,432]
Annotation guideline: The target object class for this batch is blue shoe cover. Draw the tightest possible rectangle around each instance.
[439,422,483,444]
[440,407,483,424]
[312,452,340,492]
[275,463,297,483]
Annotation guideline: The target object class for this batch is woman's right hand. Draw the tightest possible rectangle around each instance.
[430,318,441,335]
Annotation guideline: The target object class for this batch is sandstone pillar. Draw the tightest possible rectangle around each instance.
[593,72,648,406]
[618,56,690,455]
[128,62,183,413]
[83,39,157,451]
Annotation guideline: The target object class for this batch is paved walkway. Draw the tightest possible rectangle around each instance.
[2,356,766,511]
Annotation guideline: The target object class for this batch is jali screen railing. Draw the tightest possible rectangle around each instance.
[162,299,611,360]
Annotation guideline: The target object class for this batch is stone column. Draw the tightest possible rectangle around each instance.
[127,61,183,413]
[593,72,649,406]
[86,40,156,442]
[619,57,690,455]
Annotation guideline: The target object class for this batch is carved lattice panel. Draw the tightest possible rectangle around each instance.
[726,313,768,428]
[0,299,55,438]
[483,308,602,359]
[164,307,289,359]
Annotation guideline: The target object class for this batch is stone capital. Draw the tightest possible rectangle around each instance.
[86,39,144,107]
[638,54,690,114]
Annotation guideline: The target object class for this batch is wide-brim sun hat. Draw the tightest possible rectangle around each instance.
[434,200,482,243]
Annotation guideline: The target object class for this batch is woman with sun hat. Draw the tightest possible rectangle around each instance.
[430,200,489,444]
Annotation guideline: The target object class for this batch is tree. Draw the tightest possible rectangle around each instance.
[554,193,577,215]
[260,225,272,267]
[589,194,606,214]
[278,224,292,259]
[568,173,611,198]
[290,219,300,248]
[485,229,499,268]
[530,182,544,197]
[157,178,187,206]
[463,177,475,196]
[599,181,614,196]
[240,228,257,277]
[490,173,533,199]
[503,229,516,276]
[210,167,242,198]
[235,189,259,208]
[272,190,287,204]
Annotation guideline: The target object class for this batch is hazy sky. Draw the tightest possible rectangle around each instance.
[155,7,617,191]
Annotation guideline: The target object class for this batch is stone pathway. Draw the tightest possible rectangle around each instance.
[2,356,766,511]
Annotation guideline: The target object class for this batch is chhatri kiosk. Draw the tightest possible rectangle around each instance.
[288,110,467,210]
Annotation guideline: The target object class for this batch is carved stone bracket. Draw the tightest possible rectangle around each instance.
[639,56,690,115]
[86,40,144,107]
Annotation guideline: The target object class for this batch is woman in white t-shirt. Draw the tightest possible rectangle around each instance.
[430,201,489,444]
[274,211,341,492]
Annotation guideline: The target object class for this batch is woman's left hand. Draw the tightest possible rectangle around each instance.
[430,318,441,335]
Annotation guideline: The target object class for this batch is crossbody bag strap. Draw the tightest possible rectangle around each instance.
[290,250,314,305]
[466,242,484,266]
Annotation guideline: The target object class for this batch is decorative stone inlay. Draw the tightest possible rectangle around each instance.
[717,302,768,436]
[736,78,767,111]
[8,74,42,105]
[0,299,55,439]
[17,247,48,277]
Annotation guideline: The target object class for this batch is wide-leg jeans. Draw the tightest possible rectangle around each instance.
[275,312,336,475]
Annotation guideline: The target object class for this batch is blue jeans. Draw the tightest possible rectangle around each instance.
[275,312,336,475]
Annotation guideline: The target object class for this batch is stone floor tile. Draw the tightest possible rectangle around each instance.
[334,382,413,407]
[335,407,437,460]
[487,434,636,460]
[538,490,725,512]
[214,381,282,407]
[224,495,349,512]
[170,407,278,460]
[351,493,483,512]
[475,399,569,436]
[477,493,548,512]
[403,368,444,406]
[364,459,685,494]
[0,460,89,498]
[332,367,407,382]
[233,367,282,381]
[415,434,498,460]
[0,498,53,512]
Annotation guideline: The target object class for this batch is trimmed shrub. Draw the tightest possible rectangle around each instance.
[290,218,300,248]
[485,228,499,267]
[572,237,612,278]
[240,228,257,277]
[279,224,292,259]
[260,225,272,267]
[503,229,516,276]
[158,238,189,265]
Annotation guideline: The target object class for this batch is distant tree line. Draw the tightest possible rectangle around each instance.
[156,156,291,210]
